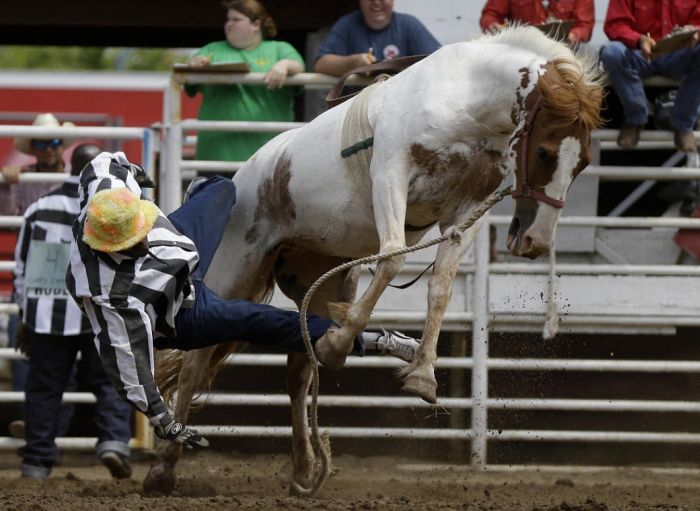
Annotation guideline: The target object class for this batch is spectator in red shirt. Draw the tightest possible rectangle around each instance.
[479,0,594,44]
[600,0,700,151]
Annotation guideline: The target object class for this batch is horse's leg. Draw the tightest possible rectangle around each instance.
[143,346,217,493]
[315,165,408,367]
[276,249,359,494]
[401,218,484,404]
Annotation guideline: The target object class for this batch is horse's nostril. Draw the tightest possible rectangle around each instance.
[522,235,534,252]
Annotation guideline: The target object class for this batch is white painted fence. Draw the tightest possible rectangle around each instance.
[149,71,700,467]
[1,72,700,468]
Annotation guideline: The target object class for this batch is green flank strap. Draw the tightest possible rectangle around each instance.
[340,137,374,159]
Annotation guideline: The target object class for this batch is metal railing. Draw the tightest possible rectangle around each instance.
[152,70,700,467]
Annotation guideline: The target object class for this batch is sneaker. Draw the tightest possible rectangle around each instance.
[366,329,421,363]
[617,123,642,148]
[674,129,697,153]
[183,176,209,203]
[99,451,132,479]
[8,420,25,439]
[20,463,50,480]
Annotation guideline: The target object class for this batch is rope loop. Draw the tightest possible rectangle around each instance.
[299,186,512,496]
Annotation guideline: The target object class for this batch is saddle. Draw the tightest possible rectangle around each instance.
[325,54,426,108]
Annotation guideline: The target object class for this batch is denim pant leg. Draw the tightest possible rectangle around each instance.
[21,332,79,468]
[651,45,700,132]
[78,333,132,456]
[600,41,654,125]
[166,281,337,352]
[8,313,29,393]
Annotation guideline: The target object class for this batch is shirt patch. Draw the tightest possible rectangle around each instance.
[383,44,400,60]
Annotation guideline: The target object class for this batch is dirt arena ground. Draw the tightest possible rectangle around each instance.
[1,451,700,510]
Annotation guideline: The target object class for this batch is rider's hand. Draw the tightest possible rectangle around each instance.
[154,419,209,449]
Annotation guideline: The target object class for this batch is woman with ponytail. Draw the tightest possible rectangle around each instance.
[186,0,305,163]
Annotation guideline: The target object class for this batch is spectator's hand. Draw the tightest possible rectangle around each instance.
[188,55,211,68]
[354,51,377,69]
[1,166,22,184]
[683,25,700,45]
[264,61,289,89]
[14,323,30,355]
[154,419,209,449]
[638,34,655,61]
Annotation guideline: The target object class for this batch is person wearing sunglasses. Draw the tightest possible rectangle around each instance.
[1,113,74,215]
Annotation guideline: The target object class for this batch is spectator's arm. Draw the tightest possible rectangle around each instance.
[569,0,595,43]
[314,53,376,77]
[13,203,36,314]
[604,0,644,49]
[264,59,304,89]
[688,1,700,31]
[480,0,510,32]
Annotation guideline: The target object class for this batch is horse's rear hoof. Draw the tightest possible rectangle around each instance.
[143,465,177,495]
[402,373,437,404]
[315,334,348,369]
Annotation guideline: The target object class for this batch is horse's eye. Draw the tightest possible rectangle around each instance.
[537,147,548,160]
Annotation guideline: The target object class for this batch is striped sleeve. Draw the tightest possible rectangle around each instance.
[13,201,39,313]
[82,286,169,419]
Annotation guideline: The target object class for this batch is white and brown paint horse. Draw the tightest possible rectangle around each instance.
[145,26,603,495]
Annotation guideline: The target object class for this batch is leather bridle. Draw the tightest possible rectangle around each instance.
[511,92,566,209]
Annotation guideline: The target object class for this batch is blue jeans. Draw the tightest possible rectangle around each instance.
[161,177,359,353]
[599,41,700,131]
[21,331,132,468]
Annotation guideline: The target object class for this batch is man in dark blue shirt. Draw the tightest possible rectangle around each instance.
[314,0,441,76]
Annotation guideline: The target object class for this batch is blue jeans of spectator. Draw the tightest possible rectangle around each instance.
[7,313,28,392]
[599,41,700,131]
[8,312,74,436]
[21,331,132,468]
[160,176,361,354]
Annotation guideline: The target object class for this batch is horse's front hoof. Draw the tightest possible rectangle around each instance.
[289,477,313,497]
[402,369,437,404]
[143,464,177,495]
[315,332,348,369]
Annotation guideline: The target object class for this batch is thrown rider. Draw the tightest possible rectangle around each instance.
[66,151,420,448]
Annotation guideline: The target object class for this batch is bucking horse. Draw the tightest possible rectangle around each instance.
[144,25,604,495]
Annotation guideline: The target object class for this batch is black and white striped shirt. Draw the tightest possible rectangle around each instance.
[14,176,91,336]
[66,152,199,421]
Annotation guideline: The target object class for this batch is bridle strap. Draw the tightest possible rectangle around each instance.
[511,92,566,209]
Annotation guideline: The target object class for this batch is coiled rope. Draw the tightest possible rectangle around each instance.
[296,185,513,497]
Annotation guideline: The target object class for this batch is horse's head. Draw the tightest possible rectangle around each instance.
[507,57,603,259]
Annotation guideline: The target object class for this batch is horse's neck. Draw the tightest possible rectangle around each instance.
[373,43,545,144]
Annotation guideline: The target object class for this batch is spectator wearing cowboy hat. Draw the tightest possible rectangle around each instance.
[0,113,74,215]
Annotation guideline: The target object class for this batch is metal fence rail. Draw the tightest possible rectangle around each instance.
[1,72,700,466]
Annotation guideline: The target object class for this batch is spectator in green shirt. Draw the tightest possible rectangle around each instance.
[186,0,305,163]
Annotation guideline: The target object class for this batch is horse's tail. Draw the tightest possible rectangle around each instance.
[156,271,277,409]
[157,342,246,410]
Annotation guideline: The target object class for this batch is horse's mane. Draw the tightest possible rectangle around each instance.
[479,25,605,131]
